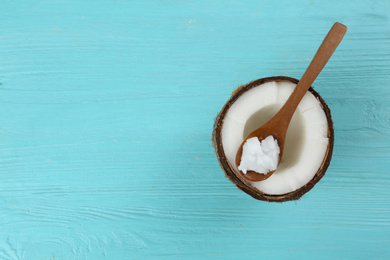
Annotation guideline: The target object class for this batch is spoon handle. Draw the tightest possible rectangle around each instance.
[273,22,347,131]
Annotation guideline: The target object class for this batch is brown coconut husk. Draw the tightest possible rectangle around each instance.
[212,76,334,202]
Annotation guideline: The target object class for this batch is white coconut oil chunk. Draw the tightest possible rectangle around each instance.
[238,136,280,174]
[221,81,329,195]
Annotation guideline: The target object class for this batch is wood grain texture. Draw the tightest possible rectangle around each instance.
[1,0,389,259]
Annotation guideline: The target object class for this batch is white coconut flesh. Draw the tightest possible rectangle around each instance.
[221,81,329,195]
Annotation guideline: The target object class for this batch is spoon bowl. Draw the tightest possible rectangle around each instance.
[235,126,285,181]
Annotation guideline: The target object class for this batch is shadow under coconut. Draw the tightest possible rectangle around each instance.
[242,104,305,171]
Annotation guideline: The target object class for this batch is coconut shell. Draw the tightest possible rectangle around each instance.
[212,76,334,202]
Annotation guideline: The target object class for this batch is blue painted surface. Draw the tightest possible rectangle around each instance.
[1,1,390,259]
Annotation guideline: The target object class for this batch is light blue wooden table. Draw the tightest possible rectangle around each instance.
[1,1,389,259]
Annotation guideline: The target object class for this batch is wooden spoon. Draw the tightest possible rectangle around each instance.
[236,22,347,182]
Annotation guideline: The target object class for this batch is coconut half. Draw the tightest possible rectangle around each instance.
[212,76,334,202]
